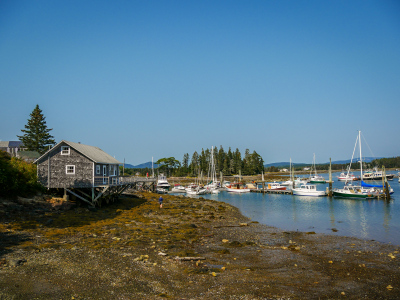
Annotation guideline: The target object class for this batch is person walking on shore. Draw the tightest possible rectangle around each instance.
[158,196,163,209]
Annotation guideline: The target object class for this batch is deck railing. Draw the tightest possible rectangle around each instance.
[93,176,156,186]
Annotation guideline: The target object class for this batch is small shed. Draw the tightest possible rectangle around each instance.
[34,140,122,206]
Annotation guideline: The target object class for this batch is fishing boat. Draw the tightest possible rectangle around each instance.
[309,154,326,183]
[333,184,372,198]
[292,184,327,197]
[226,183,250,193]
[337,171,359,181]
[265,182,286,191]
[363,168,394,181]
[156,173,170,192]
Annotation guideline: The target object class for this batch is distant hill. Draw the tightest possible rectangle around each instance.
[264,157,381,168]
[123,161,160,169]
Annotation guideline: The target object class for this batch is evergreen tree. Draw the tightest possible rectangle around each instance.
[182,153,189,170]
[190,151,199,176]
[217,145,225,174]
[17,105,55,154]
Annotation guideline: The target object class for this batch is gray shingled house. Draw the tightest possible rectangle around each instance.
[34,140,122,206]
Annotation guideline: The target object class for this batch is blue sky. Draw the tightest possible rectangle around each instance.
[1,0,399,165]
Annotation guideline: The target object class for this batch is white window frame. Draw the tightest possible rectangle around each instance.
[109,165,117,176]
[96,165,101,175]
[66,165,75,175]
[61,146,70,155]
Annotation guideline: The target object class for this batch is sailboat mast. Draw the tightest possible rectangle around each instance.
[359,130,363,181]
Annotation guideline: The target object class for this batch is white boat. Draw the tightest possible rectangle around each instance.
[309,154,326,183]
[226,183,250,193]
[185,184,208,195]
[333,184,372,198]
[333,131,392,198]
[292,184,327,197]
[363,168,394,181]
[265,182,286,191]
[205,146,220,194]
[222,181,231,188]
[171,184,186,193]
[156,173,170,192]
[337,171,359,181]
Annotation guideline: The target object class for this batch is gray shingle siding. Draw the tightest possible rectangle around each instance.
[36,141,120,189]
[37,145,93,188]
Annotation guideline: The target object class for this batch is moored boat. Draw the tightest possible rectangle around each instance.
[337,172,359,181]
[363,168,394,181]
[333,184,372,198]
[171,184,186,193]
[292,184,327,197]
[157,173,170,192]
[309,154,326,183]
[185,184,208,195]
[265,182,286,191]
[226,183,250,193]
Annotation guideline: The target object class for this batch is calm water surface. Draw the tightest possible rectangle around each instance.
[196,172,400,246]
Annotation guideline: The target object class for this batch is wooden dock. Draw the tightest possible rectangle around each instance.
[251,189,293,195]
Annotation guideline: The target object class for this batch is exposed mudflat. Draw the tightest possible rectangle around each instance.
[0,193,399,299]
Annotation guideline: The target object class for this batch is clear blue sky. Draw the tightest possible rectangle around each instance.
[1,0,399,165]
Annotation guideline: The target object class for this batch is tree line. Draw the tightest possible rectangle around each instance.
[126,147,264,177]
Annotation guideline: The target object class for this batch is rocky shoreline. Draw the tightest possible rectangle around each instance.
[1,193,399,299]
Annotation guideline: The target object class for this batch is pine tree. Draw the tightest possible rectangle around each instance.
[17,104,55,154]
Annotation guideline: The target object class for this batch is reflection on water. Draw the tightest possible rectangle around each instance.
[198,172,400,245]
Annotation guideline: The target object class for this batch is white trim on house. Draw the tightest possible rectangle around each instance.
[61,146,70,155]
[66,165,75,174]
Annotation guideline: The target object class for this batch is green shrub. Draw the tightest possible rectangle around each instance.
[0,150,44,198]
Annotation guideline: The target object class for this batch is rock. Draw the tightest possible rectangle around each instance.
[8,259,26,267]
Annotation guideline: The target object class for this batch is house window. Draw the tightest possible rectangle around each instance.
[66,165,75,174]
[61,146,70,155]
[109,165,117,176]
[96,165,100,175]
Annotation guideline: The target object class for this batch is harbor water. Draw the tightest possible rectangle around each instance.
[197,172,400,246]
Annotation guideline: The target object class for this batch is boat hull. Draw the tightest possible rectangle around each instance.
[226,187,250,193]
[292,190,326,197]
[309,180,326,184]
[333,191,370,198]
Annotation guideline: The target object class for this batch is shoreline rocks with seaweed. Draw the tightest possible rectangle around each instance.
[0,193,399,299]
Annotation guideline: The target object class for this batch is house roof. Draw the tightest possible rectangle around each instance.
[17,151,41,159]
[0,141,23,148]
[35,140,121,164]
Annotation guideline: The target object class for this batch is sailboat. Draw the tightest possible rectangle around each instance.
[309,153,326,183]
[205,146,220,194]
[333,131,372,198]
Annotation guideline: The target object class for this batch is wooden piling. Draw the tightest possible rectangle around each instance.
[383,166,390,200]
